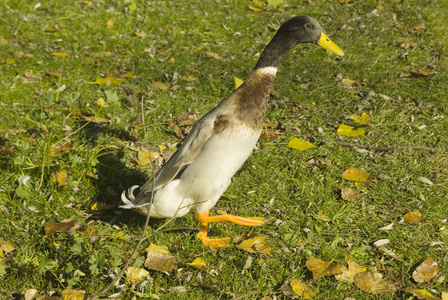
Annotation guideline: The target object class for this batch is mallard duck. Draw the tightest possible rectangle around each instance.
[121,16,344,250]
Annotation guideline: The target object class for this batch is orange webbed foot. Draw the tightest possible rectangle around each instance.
[197,230,230,250]
[196,210,265,250]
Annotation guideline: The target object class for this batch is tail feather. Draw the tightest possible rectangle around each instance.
[119,185,141,209]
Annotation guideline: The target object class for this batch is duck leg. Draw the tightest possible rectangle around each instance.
[196,210,264,250]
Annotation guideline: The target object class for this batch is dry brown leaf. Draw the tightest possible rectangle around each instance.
[413,257,439,283]
[305,257,346,280]
[409,22,426,32]
[68,109,110,124]
[236,235,271,255]
[126,94,139,106]
[354,270,397,294]
[442,291,448,300]
[340,187,360,201]
[205,52,221,59]
[167,119,184,139]
[22,75,39,84]
[145,245,179,271]
[405,288,441,300]
[0,129,25,137]
[44,219,81,235]
[335,258,368,283]
[49,141,71,155]
[401,41,418,49]
[290,279,315,299]
[0,239,15,254]
[341,167,371,182]
[24,289,38,300]
[340,78,356,87]
[313,212,331,222]
[410,69,436,77]
[81,226,99,243]
[260,122,285,141]
[152,81,170,91]
[0,138,13,155]
[403,211,423,224]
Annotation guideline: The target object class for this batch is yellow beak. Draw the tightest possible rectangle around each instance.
[318,32,344,56]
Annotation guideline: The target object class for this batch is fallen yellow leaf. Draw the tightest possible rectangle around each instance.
[236,235,271,255]
[106,19,114,29]
[288,138,317,151]
[290,279,315,299]
[61,290,86,300]
[336,124,365,137]
[125,266,149,285]
[52,52,69,57]
[186,257,207,270]
[340,78,356,87]
[352,113,371,125]
[95,97,108,107]
[152,81,170,91]
[93,76,124,86]
[234,76,244,89]
[341,167,371,182]
[249,6,263,12]
[313,212,331,222]
[146,243,169,254]
[91,51,113,57]
[405,288,441,300]
[138,151,160,166]
[403,211,423,224]
[51,169,69,187]
[335,258,368,283]
[305,257,346,280]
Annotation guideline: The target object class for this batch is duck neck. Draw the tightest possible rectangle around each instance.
[254,30,297,70]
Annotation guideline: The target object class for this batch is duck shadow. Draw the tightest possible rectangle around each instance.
[79,122,165,229]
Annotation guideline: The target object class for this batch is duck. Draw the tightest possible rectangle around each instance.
[121,16,344,250]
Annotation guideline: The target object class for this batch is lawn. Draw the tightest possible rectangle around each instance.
[1,0,447,299]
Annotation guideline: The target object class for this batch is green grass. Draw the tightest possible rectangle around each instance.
[1,0,447,299]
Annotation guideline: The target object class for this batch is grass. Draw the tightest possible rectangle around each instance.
[1,0,447,299]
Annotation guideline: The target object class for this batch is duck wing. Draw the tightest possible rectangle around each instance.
[138,112,216,195]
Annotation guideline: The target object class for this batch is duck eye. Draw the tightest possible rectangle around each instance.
[305,23,313,29]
